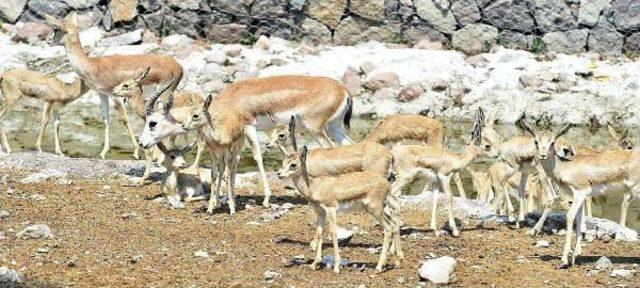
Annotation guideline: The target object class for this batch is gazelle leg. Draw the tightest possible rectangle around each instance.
[98,94,111,159]
[310,208,326,270]
[207,151,222,214]
[321,129,336,148]
[36,102,53,153]
[138,148,153,186]
[530,179,560,236]
[52,108,64,156]
[244,125,271,208]
[188,136,205,170]
[585,196,593,218]
[560,190,587,268]
[373,210,392,273]
[113,97,140,160]
[439,173,459,237]
[516,172,529,228]
[430,188,439,234]
[453,172,466,198]
[574,202,584,262]
[620,192,633,227]
[0,102,15,154]
[226,143,242,215]
[326,207,340,274]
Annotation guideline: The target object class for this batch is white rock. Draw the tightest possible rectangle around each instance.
[16,224,53,239]
[167,196,185,209]
[0,267,21,284]
[336,227,354,242]
[418,256,457,284]
[595,256,612,270]
[535,240,550,248]
[204,50,228,65]
[79,27,105,47]
[0,210,9,219]
[263,270,280,282]
[610,269,634,278]
[161,34,194,49]
[194,250,209,259]
[614,227,638,242]
[97,29,143,47]
[253,35,269,50]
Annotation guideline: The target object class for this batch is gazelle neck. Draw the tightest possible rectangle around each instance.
[290,174,312,199]
[459,145,482,168]
[65,78,89,100]
[63,33,93,79]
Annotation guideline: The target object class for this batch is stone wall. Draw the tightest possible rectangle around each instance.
[1,0,639,55]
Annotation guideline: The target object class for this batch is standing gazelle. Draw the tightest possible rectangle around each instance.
[276,146,402,273]
[520,121,640,268]
[44,12,183,160]
[0,69,89,155]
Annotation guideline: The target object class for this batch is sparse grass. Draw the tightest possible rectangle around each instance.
[531,36,545,54]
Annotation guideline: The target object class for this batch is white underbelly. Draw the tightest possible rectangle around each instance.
[591,181,628,196]
[254,111,301,131]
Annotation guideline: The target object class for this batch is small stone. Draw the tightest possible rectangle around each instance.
[253,35,270,50]
[365,72,400,91]
[397,276,406,284]
[535,240,550,248]
[205,51,228,65]
[36,248,49,254]
[602,234,612,243]
[431,79,449,91]
[121,212,137,219]
[413,39,444,50]
[102,185,111,190]
[418,256,457,284]
[130,255,143,264]
[194,250,209,259]
[0,211,9,219]
[614,227,638,242]
[610,269,634,278]
[0,267,21,285]
[16,224,53,239]
[223,45,243,57]
[397,83,425,102]
[337,227,354,243]
[359,62,376,75]
[595,256,612,270]
[341,67,363,96]
[263,270,280,282]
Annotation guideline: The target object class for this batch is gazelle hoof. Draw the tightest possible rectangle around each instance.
[262,200,270,208]
[452,230,460,237]
[310,262,320,270]
[333,266,341,274]
[558,263,570,269]
[529,229,539,237]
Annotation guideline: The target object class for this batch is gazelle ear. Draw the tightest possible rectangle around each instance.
[181,141,197,154]
[134,67,151,83]
[477,107,486,127]
[156,142,169,154]
[204,94,213,109]
[300,146,310,186]
[43,14,64,30]
[516,113,536,136]
[555,123,573,139]
[266,112,277,124]
[67,11,78,27]
[289,116,297,152]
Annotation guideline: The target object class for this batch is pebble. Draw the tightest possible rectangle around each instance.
[130,255,143,264]
[16,224,53,239]
[610,269,634,278]
[418,256,457,284]
[535,240,550,248]
[194,250,209,259]
[263,270,280,282]
[0,211,9,219]
[595,256,612,270]
[36,248,49,254]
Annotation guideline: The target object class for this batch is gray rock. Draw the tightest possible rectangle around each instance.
[418,256,457,284]
[97,29,143,46]
[351,0,385,21]
[614,226,638,242]
[588,17,623,55]
[16,224,53,239]
[483,0,535,32]
[28,0,69,18]
[251,0,288,18]
[341,67,363,96]
[0,0,28,23]
[300,18,332,44]
[336,227,354,242]
[452,23,498,55]
[402,20,448,45]
[254,18,299,40]
[139,0,163,12]
[542,29,588,53]
[414,0,457,34]
[206,24,248,43]
[613,0,640,31]
[0,267,21,286]
[305,0,348,29]
[210,0,250,16]
[533,0,578,33]
[263,270,280,282]
[578,0,611,27]
[63,0,100,9]
[167,0,202,10]
[290,0,307,10]
[142,9,164,32]
[108,0,137,23]
[498,30,532,50]
[610,269,634,278]
[11,21,52,45]
[334,17,400,46]
[595,256,612,270]
[625,32,640,54]
[451,0,481,25]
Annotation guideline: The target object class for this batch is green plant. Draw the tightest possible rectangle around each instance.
[240,34,257,45]
[496,33,509,47]
[531,37,545,54]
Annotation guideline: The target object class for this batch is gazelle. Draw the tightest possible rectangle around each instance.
[44,12,183,160]
[520,121,640,268]
[276,146,402,273]
[362,114,467,198]
[138,85,247,215]
[156,141,211,203]
[0,69,89,156]
[112,67,205,185]
[390,111,488,237]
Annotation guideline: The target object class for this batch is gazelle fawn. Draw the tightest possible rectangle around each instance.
[0,69,89,156]
[276,146,402,273]
[156,141,211,203]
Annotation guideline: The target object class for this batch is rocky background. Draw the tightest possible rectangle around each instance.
[0,0,640,55]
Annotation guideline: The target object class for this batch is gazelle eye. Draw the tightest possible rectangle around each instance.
[123,84,129,89]
[278,134,286,139]
[290,163,297,169]
[193,114,199,119]
[149,121,157,128]
[534,140,538,145]
[170,155,176,160]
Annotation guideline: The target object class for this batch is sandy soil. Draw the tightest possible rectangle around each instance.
[1,171,639,288]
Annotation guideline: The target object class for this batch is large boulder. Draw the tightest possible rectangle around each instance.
[498,30,532,50]
[0,267,21,286]
[612,0,640,31]
[624,32,640,54]
[251,0,288,18]
[542,29,588,54]
[533,0,578,33]
[414,0,457,34]
[300,18,332,44]
[402,20,448,44]
[588,16,623,55]
[109,0,138,23]
[419,256,457,284]
[451,0,481,25]
[334,17,399,45]
[0,0,28,23]
[28,0,69,18]
[209,0,250,16]
[206,24,248,43]
[305,0,347,29]
[578,0,611,27]
[254,18,299,40]
[350,0,385,21]
[482,0,535,32]
[63,0,100,9]
[452,23,498,55]
[11,21,53,44]
[167,0,202,10]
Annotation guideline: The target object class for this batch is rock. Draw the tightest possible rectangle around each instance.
[167,196,185,209]
[263,270,280,282]
[64,0,100,9]
[402,21,448,45]
[306,0,348,29]
[542,29,588,54]
[452,23,498,55]
[167,0,201,10]
[16,224,53,239]
[79,27,106,47]
[613,0,640,31]
[360,62,376,75]
[202,79,227,94]
[11,22,52,44]
[533,0,578,33]
[206,24,248,44]
[397,83,425,102]
[336,227,354,242]
[290,0,307,10]
[300,18,332,44]
[341,67,363,96]
[223,44,243,57]
[205,50,228,65]
[483,0,535,32]
[0,211,8,219]
[0,267,21,285]
[614,226,638,242]
[210,0,250,16]
[142,29,157,43]
[414,39,445,50]
[251,0,288,18]
[21,170,68,184]
[351,0,385,21]
[334,17,399,46]
[194,250,209,259]
[130,254,143,263]
[139,0,163,12]
[498,30,532,50]
[418,256,457,284]
[578,0,611,27]
[625,32,640,54]
[610,269,634,278]
[0,0,28,23]
[97,29,143,46]
[109,0,137,23]
[602,234,612,243]
[414,0,457,34]
[365,72,400,91]
[595,256,612,270]
[535,240,549,248]
[451,0,481,25]
[321,255,351,267]
[28,0,69,18]
[588,17,623,55]
[253,35,270,50]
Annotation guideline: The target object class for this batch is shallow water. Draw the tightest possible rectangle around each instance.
[3,101,639,230]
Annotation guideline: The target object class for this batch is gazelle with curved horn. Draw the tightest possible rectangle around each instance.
[43,12,183,159]
[519,119,640,268]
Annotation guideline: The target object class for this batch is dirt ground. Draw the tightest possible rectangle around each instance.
[2,171,640,288]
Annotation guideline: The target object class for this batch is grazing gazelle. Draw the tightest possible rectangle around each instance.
[156,141,210,203]
[0,69,89,155]
[138,85,247,215]
[520,120,640,268]
[390,110,488,237]
[276,146,402,273]
[44,12,183,160]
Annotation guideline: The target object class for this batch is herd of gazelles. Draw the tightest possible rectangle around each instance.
[0,12,637,272]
